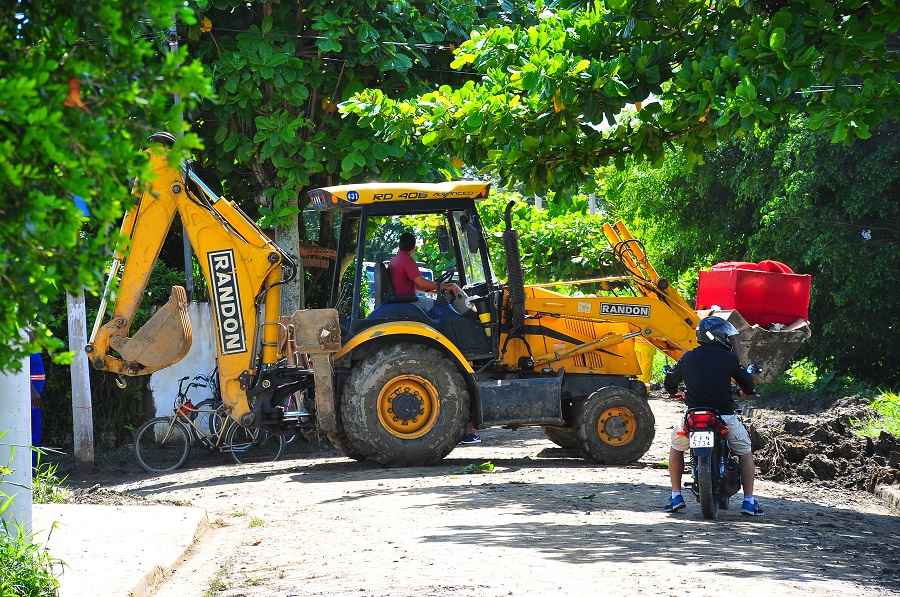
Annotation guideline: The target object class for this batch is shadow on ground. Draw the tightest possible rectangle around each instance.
[320,479,900,591]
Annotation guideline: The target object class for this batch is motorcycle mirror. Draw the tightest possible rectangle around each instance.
[437,226,451,254]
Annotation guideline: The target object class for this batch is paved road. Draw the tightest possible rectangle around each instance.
[107,397,900,597]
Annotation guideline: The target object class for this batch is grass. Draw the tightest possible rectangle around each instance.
[32,456,69,505]
[0,525,61,597]
[853,391,900,439]
[204,565,228,596]
[249,516,265,528]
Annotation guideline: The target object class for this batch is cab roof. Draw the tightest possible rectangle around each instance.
[307,181,491,210]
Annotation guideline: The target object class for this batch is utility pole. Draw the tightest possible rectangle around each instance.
[67,290,95,468]
[167,22,195,300]
[0,345,32,535]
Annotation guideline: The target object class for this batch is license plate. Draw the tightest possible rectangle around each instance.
[689,431,715,448]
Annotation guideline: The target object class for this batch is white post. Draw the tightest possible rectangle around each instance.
[0,348,32,535]
[534,195,543,210]
[67,290,94,468]
[588,194,597,215]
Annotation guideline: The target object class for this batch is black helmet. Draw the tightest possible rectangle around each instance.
[696,316,739,349]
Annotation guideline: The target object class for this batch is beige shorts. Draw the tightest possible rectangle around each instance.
[671,414,752,455]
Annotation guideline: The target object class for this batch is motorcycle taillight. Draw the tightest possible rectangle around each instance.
[686,411,717,429]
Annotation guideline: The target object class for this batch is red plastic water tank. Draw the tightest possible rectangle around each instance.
[696,261,812,327]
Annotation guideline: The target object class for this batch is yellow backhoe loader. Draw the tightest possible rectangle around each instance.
[88,135,809,466]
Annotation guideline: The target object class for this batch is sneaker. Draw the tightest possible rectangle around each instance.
[665,494,686,513]
[741,498,764,517]
[459,433,482,445]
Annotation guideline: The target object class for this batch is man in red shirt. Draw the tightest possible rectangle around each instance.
[389,232,460,307]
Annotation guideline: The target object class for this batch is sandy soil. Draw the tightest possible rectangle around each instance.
[80,397,900,597]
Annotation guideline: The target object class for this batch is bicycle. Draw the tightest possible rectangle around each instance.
[133,374,284,473]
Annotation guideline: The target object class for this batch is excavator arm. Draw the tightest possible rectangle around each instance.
[87,137,290,423]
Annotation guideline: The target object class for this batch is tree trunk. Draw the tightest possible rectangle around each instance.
[276,197,305,314]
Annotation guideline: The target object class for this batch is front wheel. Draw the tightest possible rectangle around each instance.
[697,454,718,520]
[341,343,469,466]
[574,386,655,464]
[134,417,192,474]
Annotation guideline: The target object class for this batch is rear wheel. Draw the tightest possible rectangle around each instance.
[134,417,191,474]
[697,454,718,520]
[574,386,655,465]
[226,424,285,465]
[341,343,469,466]
[543,426,579,450]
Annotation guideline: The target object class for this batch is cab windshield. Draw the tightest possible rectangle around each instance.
[451,210,487,287]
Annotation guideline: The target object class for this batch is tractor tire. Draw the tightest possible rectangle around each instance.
[574,386,655,465]
[543,426,579,450]
[341,343,469,466]
[325,429,367,461]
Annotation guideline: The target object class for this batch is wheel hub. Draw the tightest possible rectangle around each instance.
[391,392,424,422]
[596,406,637,447]
[376,375,441,440]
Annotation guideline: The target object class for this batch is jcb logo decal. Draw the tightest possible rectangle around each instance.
[208,249,247,354]
[600,303,651,318]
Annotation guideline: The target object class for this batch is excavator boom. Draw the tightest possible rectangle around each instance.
[87,139,290,422]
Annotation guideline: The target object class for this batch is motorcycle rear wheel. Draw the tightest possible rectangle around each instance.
[697,455,719,520]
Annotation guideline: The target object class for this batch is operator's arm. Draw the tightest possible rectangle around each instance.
[732,357,755,395]
[414,276,459,295]
[663,360,684,395]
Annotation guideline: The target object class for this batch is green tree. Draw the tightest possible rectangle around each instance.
[0,2,211,370]
[603,119,900,385]
[343,0,899,194]
[190,0,520,308]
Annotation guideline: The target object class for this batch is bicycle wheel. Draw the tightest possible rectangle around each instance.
[134,417,191,473]
[226,423,284,465]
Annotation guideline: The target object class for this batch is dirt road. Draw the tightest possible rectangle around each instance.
[99,397,900,597]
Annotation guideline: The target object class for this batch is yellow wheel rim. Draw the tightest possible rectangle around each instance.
[596,406,637,446]
[376,375,440,440]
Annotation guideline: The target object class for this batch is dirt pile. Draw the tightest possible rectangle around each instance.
[753,397,900,491]
[66,484,189,506]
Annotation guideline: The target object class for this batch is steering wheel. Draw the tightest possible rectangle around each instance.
[436,267,456,284]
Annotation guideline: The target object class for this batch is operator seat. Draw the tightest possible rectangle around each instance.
[376,261,416,306]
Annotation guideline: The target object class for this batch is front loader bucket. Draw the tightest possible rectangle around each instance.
[110,286,192,373]
[703,309,812,384]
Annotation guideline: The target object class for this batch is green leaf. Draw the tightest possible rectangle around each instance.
[422,131,439,146]
[831,120,848,143]
[769,27,786,51]
[261,14,273,34]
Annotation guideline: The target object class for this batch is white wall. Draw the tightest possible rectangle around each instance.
[149,302,217,416]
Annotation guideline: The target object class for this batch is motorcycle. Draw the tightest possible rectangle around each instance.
[666,363,759,520]
[684,407,744,519]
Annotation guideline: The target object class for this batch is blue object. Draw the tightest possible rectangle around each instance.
[459,433,482,445]
[665,494,686,513]
[741,498,764,516]
[72,194,91,217]
[30,353,45,394]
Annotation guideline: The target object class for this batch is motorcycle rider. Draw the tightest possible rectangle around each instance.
[663,315,763,516]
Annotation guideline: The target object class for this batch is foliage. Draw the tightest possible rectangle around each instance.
[31,456,69,506]
[0,526,60,597]
[603,119,900,385]
[190,1,513,220]
[853,392,900,439]
[344,0,899,194]
[0,1,212,371]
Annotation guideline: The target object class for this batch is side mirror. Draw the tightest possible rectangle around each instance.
[437,226,451,254]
